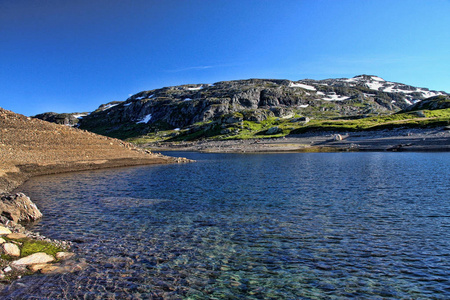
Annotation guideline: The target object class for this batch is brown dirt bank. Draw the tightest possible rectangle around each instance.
[145,127,450,153]
[0,107,189,194]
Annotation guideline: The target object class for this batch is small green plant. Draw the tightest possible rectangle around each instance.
[20,239,65,258]
[1,254,14,261]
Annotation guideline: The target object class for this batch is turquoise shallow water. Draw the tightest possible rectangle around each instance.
[2,152,450,299]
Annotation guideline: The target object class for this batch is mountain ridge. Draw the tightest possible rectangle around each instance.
[33,75,449,141]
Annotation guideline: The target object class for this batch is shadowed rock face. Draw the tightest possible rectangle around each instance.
[35,76,445,139]
[401,95,450,112]
[33,112,85,127]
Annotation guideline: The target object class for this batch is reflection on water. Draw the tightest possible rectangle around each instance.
[2,152,450,299]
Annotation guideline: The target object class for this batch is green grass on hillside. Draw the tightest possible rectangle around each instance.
[126,108,450,144]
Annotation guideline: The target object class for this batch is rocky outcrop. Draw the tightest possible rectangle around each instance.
[33,112,88,127]
[0,193,42,223]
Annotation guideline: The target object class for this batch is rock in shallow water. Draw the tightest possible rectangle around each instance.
[56,251,75,261]
[28,263,59,274]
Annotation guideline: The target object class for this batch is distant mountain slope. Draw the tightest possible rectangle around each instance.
[34,75,447,139]
[401,95,450,112]
[0,107,180,194]
[33,111,89,127]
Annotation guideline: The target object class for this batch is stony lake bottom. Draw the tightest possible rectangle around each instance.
[1,152,450,299]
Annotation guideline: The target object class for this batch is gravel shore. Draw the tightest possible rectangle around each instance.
[0,107,189,195]
[146,127,450,153]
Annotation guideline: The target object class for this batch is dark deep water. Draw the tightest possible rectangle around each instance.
[2,152,450,299]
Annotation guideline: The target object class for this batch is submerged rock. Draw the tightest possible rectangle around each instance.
[28,263,59,274]
[56,252,75,261]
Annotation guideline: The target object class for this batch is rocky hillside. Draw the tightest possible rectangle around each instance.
[401,95,450,112]
[34,75,447,139]
[0,107,185,194]
[33,112,88,127]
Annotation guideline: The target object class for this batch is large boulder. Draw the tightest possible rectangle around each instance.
[0,193,43,223]
[12,252,55,266]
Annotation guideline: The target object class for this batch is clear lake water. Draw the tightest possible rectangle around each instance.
[2,151,450,299]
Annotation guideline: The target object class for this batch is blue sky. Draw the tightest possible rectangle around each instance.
[1,0,449,116]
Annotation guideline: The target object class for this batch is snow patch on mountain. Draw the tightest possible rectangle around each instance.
[137,114,152,124]
[420,89,443,98]
[366,81,385,91]
[101,103,120,111]
[322,93,350,101]
[404,99,413,105]
[188,87,202,91]
[289,82,316,91]
[371,76,385,82]
[72,113,88,119]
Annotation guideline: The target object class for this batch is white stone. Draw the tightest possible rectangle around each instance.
[3,266,12,273]
[0,226,12,235]
[289,82,316,91]
[0,238,6,244]
[12,252,55,266]
[2,242,21,257]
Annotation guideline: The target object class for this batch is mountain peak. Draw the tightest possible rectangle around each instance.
[352,75,385,82]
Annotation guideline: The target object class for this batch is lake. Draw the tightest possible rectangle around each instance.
[2,152,450,299]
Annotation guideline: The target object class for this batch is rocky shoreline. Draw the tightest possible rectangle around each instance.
[0,193,76,285]
[0,107,192,288]
[146,127,450,153]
